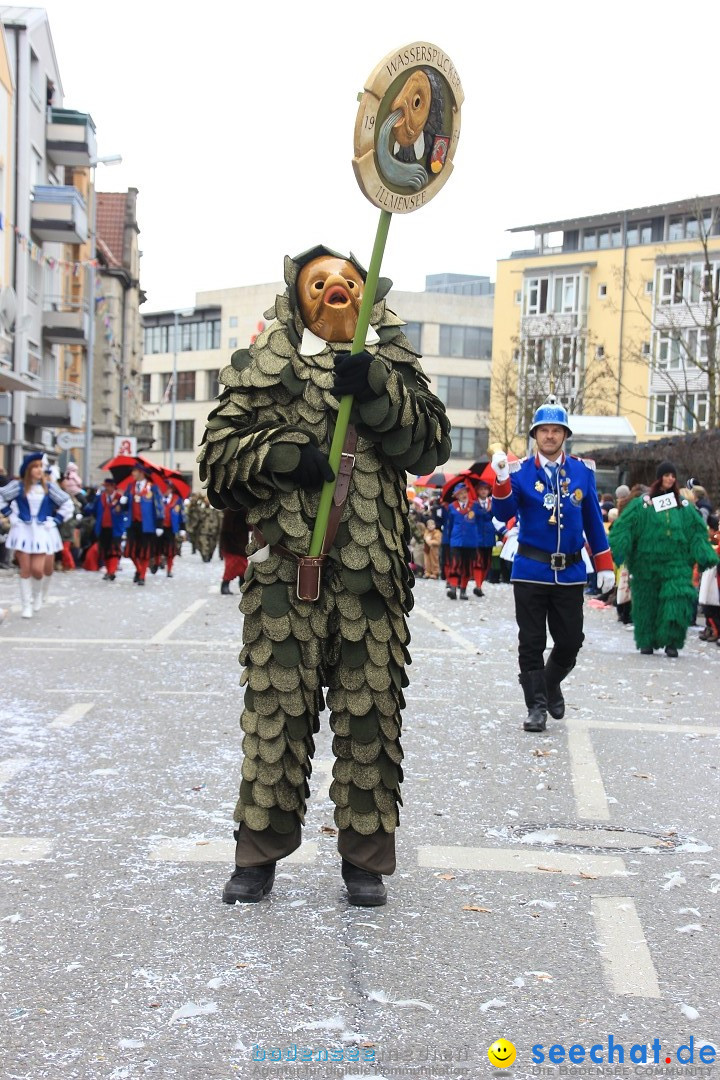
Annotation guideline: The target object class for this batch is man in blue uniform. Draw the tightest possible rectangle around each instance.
[492,397,615,732]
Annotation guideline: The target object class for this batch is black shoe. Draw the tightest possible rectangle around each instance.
[150,564,159,574]
[133,571,139,583]
[473,587,483,597]
[446,587,457,600]
[665,646,678,658]
[107,573,115,581]
[220,580,232,595]
[544,656,574,720]
[519,670,548,732]
[137,579,145,586]
[167,571,173,578]
[341,858,387,907]
[222,862,276,904]
[640,647,653,655]
[459,588,469,600]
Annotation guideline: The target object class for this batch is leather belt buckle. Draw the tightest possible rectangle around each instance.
[550,552,566,570]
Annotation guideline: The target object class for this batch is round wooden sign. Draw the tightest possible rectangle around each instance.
[352,42,463,214]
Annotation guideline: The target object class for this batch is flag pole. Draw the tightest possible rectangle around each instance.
[307,209,392,557]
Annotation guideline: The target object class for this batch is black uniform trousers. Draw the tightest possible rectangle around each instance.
[513,581,585,672]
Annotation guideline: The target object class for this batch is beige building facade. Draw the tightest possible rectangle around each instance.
[141,274,495,490]
[491,195,720,457]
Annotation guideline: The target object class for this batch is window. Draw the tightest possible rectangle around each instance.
[525,277,549,315]
[438,324,492,359]
[159,419,195,451]
[658,265,685,305]
[28,257,42,302]
[403,321,422,350]
[144,325,168,354]
[175,371,196,401]
[650,393,709,433]
[229,316,238,327]
[553,275,578,313]
[656,331,682,369]
[436,376,490,411]
[229,337,238,348]
[598,284,607,298]
[514,290,522,304]
[451,427,489,459]
[30,50,42,106]
[689,261,720,303]
[142,374,152,401]
[208,369,221,399]
[626,220,653,246]
[582,226,621,250]
[595,345,605,359]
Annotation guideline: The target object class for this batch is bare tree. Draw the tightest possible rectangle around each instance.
[616,202,720,433]
[488,349,520,450]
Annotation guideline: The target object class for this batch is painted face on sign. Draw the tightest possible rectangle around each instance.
[297,256,365,343]
[390,70,431,147]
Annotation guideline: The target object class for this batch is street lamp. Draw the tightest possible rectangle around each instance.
[82,154,122,486]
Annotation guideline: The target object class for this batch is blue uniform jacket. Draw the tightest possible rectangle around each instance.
[474,498,497,548]
[127,480,163,533]
[0,480,71,525]
[447,501,482,547]
[84,491,129,538]
[160,494,186,534]
[492,453,612,585]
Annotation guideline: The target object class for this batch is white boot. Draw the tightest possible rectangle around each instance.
[19,577,33,618]
[32,577,43,611]
[41,574,51,605]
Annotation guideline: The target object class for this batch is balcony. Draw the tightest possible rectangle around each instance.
[521,312,584,338]
[24,381,86,428]
[31,185,88,245]
[0,333,38,392]
[42,299,90,346]
[46,107,97,168]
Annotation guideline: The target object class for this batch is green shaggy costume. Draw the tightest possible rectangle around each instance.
[198,247,451,872]
[609,493,718,652]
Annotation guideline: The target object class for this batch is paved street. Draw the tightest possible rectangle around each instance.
[0,552,718,1080]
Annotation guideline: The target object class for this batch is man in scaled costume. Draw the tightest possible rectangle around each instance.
[491,397,615,733]
[609,460,719,657]
[199,246,451,905]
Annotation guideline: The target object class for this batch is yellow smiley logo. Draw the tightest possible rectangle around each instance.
[488,1039,516,1068]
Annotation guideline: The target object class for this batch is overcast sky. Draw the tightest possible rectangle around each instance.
[42,0,720,314]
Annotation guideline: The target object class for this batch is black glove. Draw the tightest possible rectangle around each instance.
[332,350,377,403]
[288,443,335,491]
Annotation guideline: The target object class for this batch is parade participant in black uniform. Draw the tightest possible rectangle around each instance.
[492,396,615,732]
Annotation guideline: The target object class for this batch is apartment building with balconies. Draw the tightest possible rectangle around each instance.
[490,195,720,456]
[141,274,495,489]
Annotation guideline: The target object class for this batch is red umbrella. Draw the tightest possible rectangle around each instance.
[100,454,147,485]
[115,456,169,493]
[413,470,453,488]
[159,469,191,499]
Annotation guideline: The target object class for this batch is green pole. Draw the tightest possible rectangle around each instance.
[308,209,392,557]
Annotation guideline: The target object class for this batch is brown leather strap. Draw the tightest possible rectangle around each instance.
[251,426,358,602]
[322,424,357,556]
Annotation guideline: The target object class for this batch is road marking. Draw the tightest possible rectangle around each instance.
[567,725,610,821]
[591,895,661,998]
[152,690,226,697]
[311,760,333,803]
[0,759,31,787]
[150,599,208,643]
[569,718,719,737]
[411,604,482,655]
[149,839,318,865]
[0,836,53,861]
[48,703,94,730]
[417,845,626,877]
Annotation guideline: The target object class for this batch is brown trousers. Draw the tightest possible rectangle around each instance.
[234,824,396,876]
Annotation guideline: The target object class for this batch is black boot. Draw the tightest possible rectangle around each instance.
[459,587,469,600]
[544,656,574,720]
[341,858,387,906]
[446,586,457,600]
[220,580,232,595]
[222,862,276,904]
[518,670,548,732]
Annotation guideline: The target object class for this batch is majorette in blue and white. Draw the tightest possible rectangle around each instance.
[0,453,73,555]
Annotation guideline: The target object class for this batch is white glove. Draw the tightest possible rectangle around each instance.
[179,530,187,539]
[119,496,128,506]
[75,513,83,522]
[491,450,509,483]
[155,528,164,537]
[596,570,615,594]
[43,518,57,530]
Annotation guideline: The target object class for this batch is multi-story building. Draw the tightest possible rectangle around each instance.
[490,195,720,456]
[141,274,495,488]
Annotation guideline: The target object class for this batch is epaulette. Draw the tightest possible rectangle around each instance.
[509,458,523,474]
[570,454,595,472]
